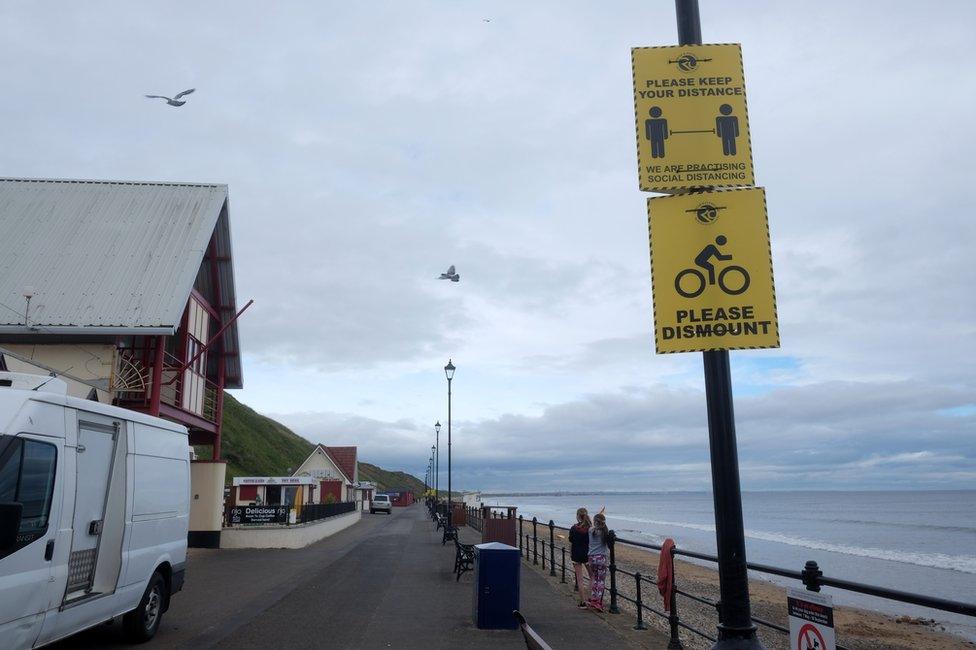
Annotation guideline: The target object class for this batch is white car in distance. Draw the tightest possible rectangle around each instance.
[370,494,392,515]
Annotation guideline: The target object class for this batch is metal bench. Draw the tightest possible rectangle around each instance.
[454,539,475,581]
[512,611,553,650]
[442,525,458,545]
[434,513,446,531]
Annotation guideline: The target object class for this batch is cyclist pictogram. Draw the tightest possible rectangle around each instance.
[674,235,750,298]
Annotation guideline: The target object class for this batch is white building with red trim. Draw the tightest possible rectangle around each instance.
[292,445,358,503]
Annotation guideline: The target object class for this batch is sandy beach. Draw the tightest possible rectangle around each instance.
[524,524,976,649]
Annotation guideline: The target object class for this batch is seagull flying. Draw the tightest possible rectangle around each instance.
[144,88,196,107]
[438,265,460,282]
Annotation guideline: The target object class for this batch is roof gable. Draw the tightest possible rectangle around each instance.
[293,444,357,484]
[323,446,357,483]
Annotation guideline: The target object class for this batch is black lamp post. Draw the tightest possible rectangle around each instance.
[444,359,455,528]
[434,422,440,512]
[430,443,436,513]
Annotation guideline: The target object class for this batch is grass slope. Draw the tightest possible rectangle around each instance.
[358,462,425,494]
[209,392,315,481]
[206,392,424,493]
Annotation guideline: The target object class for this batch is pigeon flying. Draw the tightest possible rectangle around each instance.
[438,265,460,282]
[144,88,196,107]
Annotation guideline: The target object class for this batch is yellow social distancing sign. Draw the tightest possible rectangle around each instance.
[632,43,754,192]
[648,188,778,353]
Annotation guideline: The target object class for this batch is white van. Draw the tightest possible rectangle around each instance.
[0,372,189,648]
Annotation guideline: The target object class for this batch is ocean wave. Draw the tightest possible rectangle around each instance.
[826,519,976,534]
[613,515,976,575]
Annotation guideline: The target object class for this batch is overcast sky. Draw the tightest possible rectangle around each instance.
[2,1,973,491]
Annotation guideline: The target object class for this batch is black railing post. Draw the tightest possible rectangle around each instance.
[634,572,648,630]
[548,520,557,576]
[608,530,620,614]
[561,546,567,583]
[519,515,524,550]
[532,517,539,565]
[802,560,823,592]
[668,546,684,649]
[542,538,546,570]
[668,591,684,648]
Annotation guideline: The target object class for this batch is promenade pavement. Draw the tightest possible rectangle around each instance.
[51,504,665,649]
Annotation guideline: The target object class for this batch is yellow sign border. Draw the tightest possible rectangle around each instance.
[631,43,756,193]
[648,187,779,354]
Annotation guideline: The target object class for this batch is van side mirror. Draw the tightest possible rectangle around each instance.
[0,503,23,550]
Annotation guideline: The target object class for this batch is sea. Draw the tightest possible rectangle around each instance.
[482,490,976,641]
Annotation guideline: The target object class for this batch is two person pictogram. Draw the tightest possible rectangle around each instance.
[644,104,740,158]
[674,235,750,298]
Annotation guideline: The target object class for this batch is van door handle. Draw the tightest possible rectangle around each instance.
[44,540,54,561]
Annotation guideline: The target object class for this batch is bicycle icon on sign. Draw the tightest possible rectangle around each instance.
[674,235,750,298]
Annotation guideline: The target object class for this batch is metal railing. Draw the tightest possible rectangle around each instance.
[115,347,220,424]
[300,501,356,524]
[509,515,976,649]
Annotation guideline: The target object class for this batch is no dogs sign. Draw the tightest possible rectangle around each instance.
[788,588,836,650]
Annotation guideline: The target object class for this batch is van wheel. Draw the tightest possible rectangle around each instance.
[123,572,166,643]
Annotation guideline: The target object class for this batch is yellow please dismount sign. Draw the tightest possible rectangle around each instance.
[648,187,778,353]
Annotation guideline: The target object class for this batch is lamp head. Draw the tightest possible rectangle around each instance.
[435,421,441,434]
[444,359,456,380]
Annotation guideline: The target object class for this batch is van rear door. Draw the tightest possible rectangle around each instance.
[0,433,61,648]
[64,422,117,600]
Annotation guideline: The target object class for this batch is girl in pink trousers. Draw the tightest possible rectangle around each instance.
[587,513,610,611]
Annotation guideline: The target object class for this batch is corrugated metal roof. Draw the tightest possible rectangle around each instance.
[0,177,243,387]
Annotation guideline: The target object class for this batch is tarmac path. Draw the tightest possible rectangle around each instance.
[50,505,657,649]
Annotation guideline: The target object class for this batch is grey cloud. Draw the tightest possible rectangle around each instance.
[2,1,974,490]
[277,378,975,492]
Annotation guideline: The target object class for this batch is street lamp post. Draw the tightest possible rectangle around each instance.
[444,359,455,529]
[434,422,441,513]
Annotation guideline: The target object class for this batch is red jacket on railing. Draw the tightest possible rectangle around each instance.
[658,538,676,612]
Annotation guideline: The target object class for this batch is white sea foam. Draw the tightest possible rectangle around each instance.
[613,515,976,575]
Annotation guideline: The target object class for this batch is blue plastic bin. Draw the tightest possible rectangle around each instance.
[472,542,520,629]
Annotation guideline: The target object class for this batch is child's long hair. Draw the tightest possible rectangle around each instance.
[576,507,591,529]
[593,512,609,539]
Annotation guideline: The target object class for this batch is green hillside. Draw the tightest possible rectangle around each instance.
[358,462,425,494]
[199,392,315,480]
[199,392,424,493]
